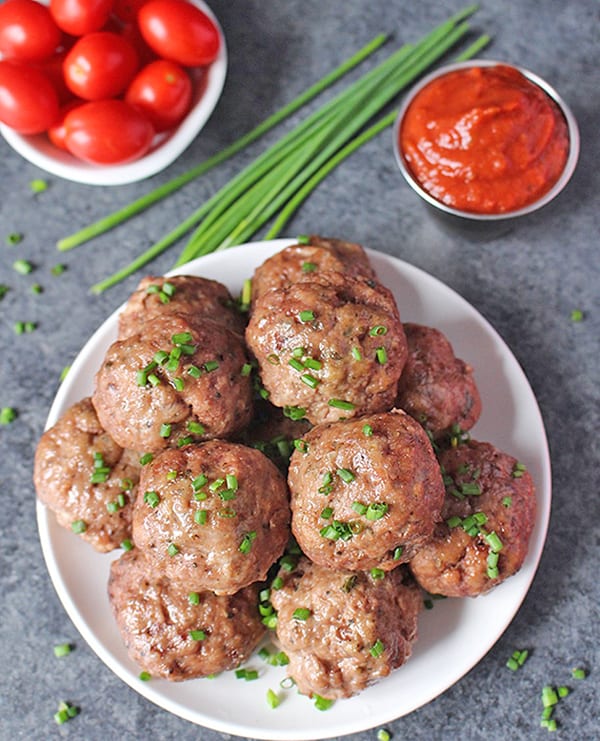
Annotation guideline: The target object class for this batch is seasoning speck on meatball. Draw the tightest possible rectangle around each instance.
[246,271,408,425]
[270,556,422,699]
[33,397,140,552]
[409,439,536,597]
[108,549,265,680]
[396,323,482,439]
[288,409,445,571]
[132,440,291,594]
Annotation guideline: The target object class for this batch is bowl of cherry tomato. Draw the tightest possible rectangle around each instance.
[0,0,227,185]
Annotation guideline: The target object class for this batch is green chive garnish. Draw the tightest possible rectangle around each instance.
[167,543,179,556]
[71,520,86,534]
[328,398,355,410]
[292,607,311,621]
[370,639,384,657]
[313,695,334,711]
[298,310,315,322]
[53,643,72,658]
[190,630,206,641]
[0,407,17,425]
[13,258,33,274]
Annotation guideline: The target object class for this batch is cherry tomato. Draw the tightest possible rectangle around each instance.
[138,0,220,67]
[47,99,84,150]
[63,32,138,100]
[125,59,192,132]
[0,0,62,62]
[49,0,115,37]
[63,99,154,163]
[119,20,157,66]
[112,0,149,23]
[36,50,74,105]
[0,60,60,134]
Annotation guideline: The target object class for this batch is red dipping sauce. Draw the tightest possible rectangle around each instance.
[399,64,570,214]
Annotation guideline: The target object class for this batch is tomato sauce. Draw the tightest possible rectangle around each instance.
[399,65,570,214]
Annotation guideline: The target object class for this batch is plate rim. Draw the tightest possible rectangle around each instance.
[36,238,551,740]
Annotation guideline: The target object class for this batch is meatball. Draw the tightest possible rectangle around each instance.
[288,409,445,571]
[246,271,408,425]
[270,556,421,699]
[409,440,536,597]
[93,313,253,453]
[118,275,245,339]
[108,549,264,680]
[396,323,482,439]
[250,235,376,306]
[33,397,140,552]
[132,440,290,594]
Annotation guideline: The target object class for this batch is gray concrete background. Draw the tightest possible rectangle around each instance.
[0,1,598,739]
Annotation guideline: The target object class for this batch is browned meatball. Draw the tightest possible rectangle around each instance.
[409,440,536,597]
[132,441,290,594]
[250,235,376,306]
[93,313,253,453]
[396,323,482,439]
[33,397,140,552]
[288,409,445,571]
[246,271,407,425]
[270,556,421,699]
[118,275,245,339]
[108,549,264,680]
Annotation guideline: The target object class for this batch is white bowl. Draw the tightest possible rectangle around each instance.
[0,0,227,186]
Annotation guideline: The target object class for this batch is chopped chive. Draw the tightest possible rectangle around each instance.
[171,377,185,391]
[375,346,388,364]
[71,520,86,534]
[301,373,319,388]
[572,667,586,680]
[570,308,584,322]
[320,506,333,519]
[239,531,257,553]
[370,639,384,658]
[293,439,309,453]
[5,232,23,245]
[393,546,404,560]
[192,474,208,489]
[167,543,179,556]
[53,643,72,658]
[362,423,373,436]
[351,501,367,515]
[188,591,201,605]
[51,263,66,276]
[30,178,48,193]
[120,539,134,551]
[370,567,385,580]
[13,258,33,274]
[187,364,202,378]
[194,510,208,525]
[298,310,315,322]
[0,407,17,425]
[313,695,334,711]
[291,347,305,358]
[557,686,570,698]
[204,360,219,372]
[178,435,194,447]
[0,284,9,300]
[341,575,356,593]
[328,398,355,410]
[377,730,391,741]
[186,421,205,435]
[485,531,503,552]
[159,423,172,438]
[446,515,462,528]
[301,261,317,273]
[147,373,161,386]
[226,474,238,491]
[271,576,284,590]
[190,629,206,641]
[283,405,306,420]
[365,502,388,520]
[266,688,280,708]
[502,496,513,508]
[304,357,322,371]
[292,607,311,621]
[351,346,362,360]
[139,671,151,681]
[337,468,355,483]
[106,501,119,513]
[542,686,559,708]
[288,357,305,372]
[369,325,387,336]
[241,278,252,307]
[241,362,253,376]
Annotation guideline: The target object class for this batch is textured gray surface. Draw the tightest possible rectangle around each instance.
[0,1,598,739]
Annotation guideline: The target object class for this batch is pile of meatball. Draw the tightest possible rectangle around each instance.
[34,236,536,702]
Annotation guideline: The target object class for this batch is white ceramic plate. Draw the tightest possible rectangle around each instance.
[37,239,551,740]
[0,0,227,186]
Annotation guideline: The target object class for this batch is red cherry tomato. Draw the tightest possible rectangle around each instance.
[112,0,149,23]
[125,59,192,132]
[0,60,60,134]
[35,50,74,105]
[138,0,220,67]
[63,32,138,100]
[49,0,115,37]
[119,21,157,66]
[47,99,84,150]
[63,99,154,163]
[0,0,62,62]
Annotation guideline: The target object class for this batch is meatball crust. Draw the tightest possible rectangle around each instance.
[33,398,140,552]
[288,409,445,571]
[108,549,264,680]
[118,275,245,339]
[409,440,536,597]
[132,440,291,594]
[250,235,376,306]
[396,323,482,439]
[93,313,253,453]
[270,556,421,699]
[246,271,407,425]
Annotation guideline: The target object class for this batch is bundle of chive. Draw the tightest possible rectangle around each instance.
[57,5,489,293]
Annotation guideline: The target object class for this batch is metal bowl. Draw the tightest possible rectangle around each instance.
[393,60,580,236]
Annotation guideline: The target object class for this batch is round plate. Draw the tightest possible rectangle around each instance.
[0,0,227,186]
[36,239,551,739]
